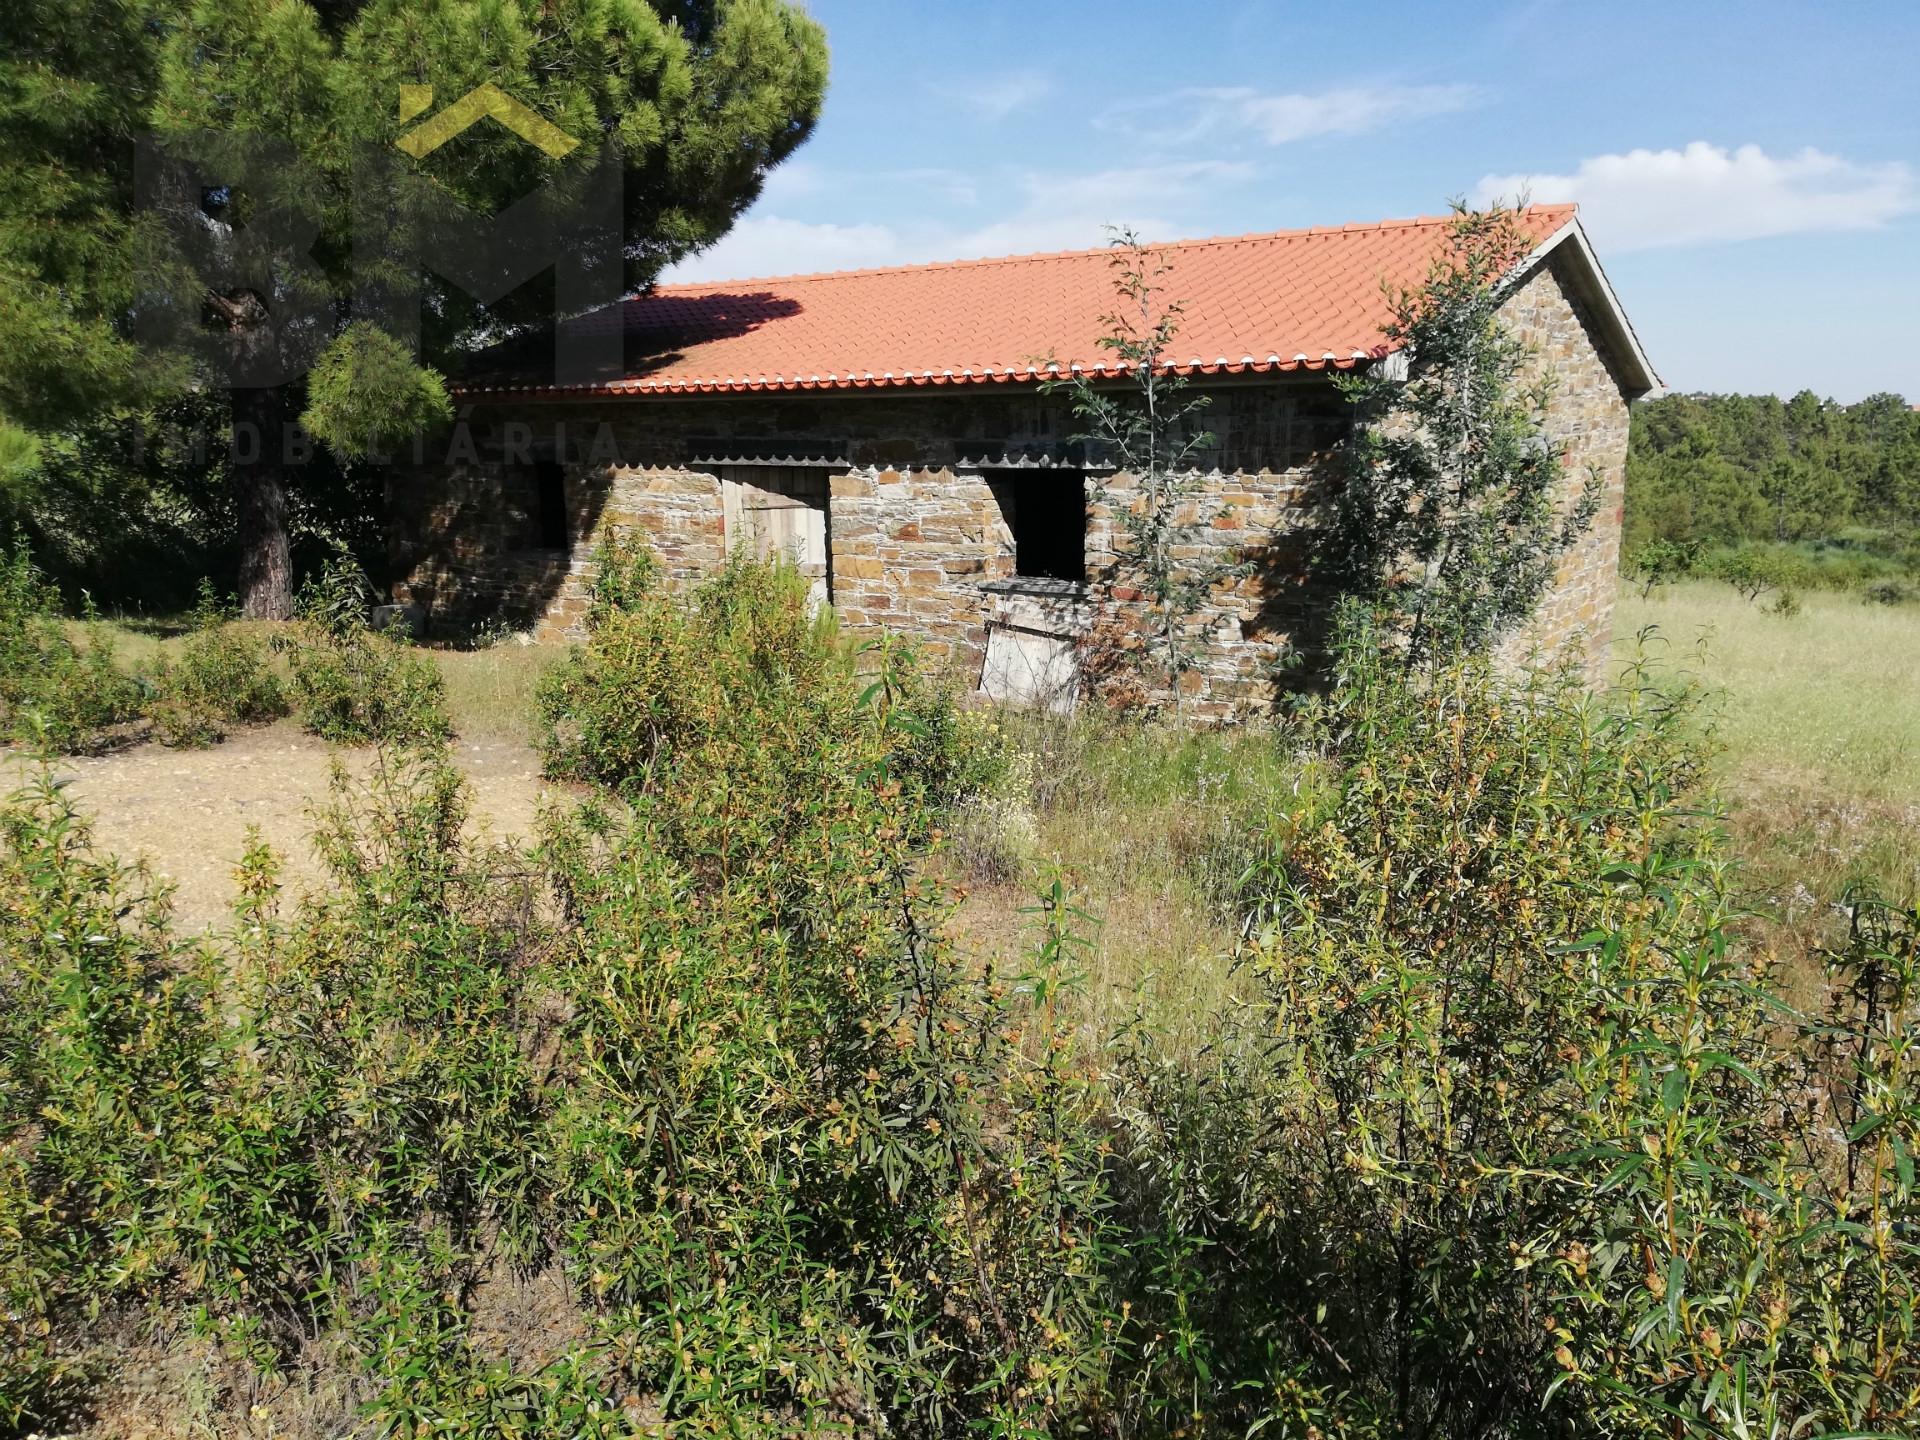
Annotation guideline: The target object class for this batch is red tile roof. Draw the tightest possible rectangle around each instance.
[460,205,1581,399]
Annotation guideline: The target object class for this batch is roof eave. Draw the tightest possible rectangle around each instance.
[450,353,1379,402]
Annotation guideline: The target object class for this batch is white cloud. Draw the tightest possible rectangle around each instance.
[934,158,1253,260]
[1099,83,1478,147]
[1475,141,1920,251]
[665,215,907,281]
[663,159,1252,282]
[966,69,1054,122]
[1027,159,1252,215]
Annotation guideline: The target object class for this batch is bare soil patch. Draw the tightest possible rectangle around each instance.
[6,721,556,931]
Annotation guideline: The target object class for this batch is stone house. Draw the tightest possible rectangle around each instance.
[389,204,1658,714]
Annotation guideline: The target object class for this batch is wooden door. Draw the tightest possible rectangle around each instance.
[719,466,831,608]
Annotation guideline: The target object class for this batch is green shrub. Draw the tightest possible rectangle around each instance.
[296,545,378,638]
[282,555,450,746]
[1107,637,1722,1435]
[0,534,62,684]
[1626,536,1699,597]
[1865,576,1913,605]
[1107,630,1920,1438]
[284,630,449,746]
[0,630,1104,1435]
[582,527,659,631]
[10,569,1917,1438]
[0,753,560,1424]
[862,635,1014,810]
[534,745,1106,1434]
[0,551,1059,1438]
[531,550,1099,1429]
[1678,536,1917,599]
[1539,895,1920,1440]
[1706,544,1792,604]
[537,546,1009,819]
[0,773,223,1426]
[0,537,143,753]
[537,547,844,789]
[147,581,289,747]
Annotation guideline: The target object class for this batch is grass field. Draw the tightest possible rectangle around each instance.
[942,714,1307,1050]
[83,617,552,740]
[1615,582,1920,964]
[1616,581,1920,802]
[964,583,1920,1030]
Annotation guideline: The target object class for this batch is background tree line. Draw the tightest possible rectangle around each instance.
[1626,389,1920,596]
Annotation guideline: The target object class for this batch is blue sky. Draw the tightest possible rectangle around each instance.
[662,0,1920,402]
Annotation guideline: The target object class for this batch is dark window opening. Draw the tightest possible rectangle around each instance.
[531,459,569,552]
[993,472,1086,583]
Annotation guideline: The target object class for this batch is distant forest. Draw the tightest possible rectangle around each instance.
[1625,391,1920,591]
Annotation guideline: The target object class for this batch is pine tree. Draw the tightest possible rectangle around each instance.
[0,1,187,479]
[4,0,828,616]
[1626,388,1919,551]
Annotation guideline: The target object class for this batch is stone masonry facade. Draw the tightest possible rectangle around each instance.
[389,249,1631,714]
[1496,250,1634,668]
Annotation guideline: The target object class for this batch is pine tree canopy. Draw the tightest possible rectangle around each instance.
[0,0,829,611]
[1626,390,1920,552]
[147,0,828,364]
[0,0,187,457]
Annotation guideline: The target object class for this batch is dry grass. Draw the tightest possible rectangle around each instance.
[1615,583,1920,979]
[944,712,1322,1052]
[69,614,184,673]
[429,640,554,740]
[1616,581,1920,803]
[955,583,1920,1045]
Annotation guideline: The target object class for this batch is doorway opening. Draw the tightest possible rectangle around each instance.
[718,465,833,607]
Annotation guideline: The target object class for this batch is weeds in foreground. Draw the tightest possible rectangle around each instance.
[3,557,1918,1438]
[1104,629,1918,1437]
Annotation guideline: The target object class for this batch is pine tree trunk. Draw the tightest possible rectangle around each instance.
[233,384,294,620]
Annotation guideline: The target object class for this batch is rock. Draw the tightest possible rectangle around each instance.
[370,602,424,637]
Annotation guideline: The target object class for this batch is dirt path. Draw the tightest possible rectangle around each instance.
[7,722,556,932]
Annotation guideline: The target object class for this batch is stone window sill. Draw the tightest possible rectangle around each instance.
[978,576,1089,602]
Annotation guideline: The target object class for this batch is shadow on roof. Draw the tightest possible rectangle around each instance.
[454,291,804,389]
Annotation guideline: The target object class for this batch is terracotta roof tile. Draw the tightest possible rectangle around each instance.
[458,205,1578,398]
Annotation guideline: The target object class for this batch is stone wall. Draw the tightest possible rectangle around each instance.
[387,382,1349,714]
[825,467,1012,660]
[387,450,726,634]
[1496,247,1632,676]
[388,252,1631,708]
